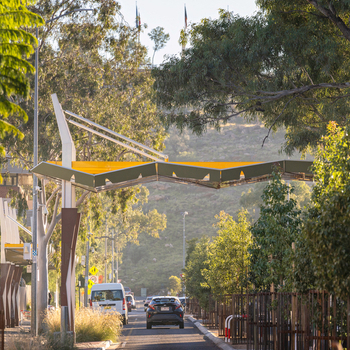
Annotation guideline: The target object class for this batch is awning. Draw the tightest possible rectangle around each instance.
[31,160,314,193]
[5,243,55,268]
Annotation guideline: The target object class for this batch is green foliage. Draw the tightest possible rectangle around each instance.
[153,3,350,155]
[0,0,43,157]
[183,236,211,309]
[304,122,350,299]
[240,180,312,220]
[249,171,302,291]
[202,210,251,297]
[168,275,181,295]
[148,26,170,66]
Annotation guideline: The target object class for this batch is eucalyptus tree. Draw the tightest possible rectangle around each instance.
[6,0,167,326]
[153,1,350,155]
[148,26,170,67]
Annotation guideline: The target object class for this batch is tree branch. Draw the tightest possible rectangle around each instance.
[261,94,300,148]
[307,0,350,42]
[43,193,61,246]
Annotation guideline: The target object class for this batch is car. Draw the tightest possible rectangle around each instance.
[144,296,154,311]
[90,283,128,325]
[126,294,135,312]
[178,297,187,309]
[124,286,131,294]
[146,296,184,329]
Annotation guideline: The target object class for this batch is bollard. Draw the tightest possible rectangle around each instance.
[225,315,233,342]
[61,306,68,344]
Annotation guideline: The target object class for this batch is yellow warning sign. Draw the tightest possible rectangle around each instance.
[88,279,95,289]
[89,266,98,275]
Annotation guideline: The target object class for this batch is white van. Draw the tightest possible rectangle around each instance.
[90,283,128,325]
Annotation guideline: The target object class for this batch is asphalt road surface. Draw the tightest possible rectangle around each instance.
[119,302,219,349]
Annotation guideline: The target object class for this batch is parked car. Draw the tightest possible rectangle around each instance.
[90,283,128,325]
[126,294,135,312]
[144,295,154,311]
[146,296,184,329]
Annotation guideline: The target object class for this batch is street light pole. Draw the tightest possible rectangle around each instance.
[181,212,188,270]
[181,212,188,297]
[31,26,39,337]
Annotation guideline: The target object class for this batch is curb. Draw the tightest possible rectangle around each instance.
[76,340,112,350]
[187,316,237,350]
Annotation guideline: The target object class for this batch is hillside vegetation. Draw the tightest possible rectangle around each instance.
[118,117,313,295]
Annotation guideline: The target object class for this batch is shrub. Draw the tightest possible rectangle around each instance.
[44,307,121,343]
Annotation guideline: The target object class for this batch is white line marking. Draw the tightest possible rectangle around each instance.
[122,341,126,348]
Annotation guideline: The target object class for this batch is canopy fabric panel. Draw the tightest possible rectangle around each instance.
[31,160,314,192]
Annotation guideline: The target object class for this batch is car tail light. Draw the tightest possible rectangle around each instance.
[175,304,182,310]
[149,304,156,310]
[90,299,92,308]
[123,298,125,311]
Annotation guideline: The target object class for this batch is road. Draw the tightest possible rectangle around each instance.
[118,301,219,349]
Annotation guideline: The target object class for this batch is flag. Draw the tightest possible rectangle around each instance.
[184,5,187,29]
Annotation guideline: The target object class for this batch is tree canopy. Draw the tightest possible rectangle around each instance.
[202,210,251,297]
[153,2,350,155]
[249,171,302,291]
[304,122,350,299]
[0,0,43,155]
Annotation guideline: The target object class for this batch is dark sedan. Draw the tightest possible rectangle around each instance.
[146,296,184,329]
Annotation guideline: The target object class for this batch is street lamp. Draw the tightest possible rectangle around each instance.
[181,212,188,270]
[32,8,93,335]
[181,212,188,297]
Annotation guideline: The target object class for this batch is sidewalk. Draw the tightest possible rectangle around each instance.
[187,315,246,350]
[3,318,117,350]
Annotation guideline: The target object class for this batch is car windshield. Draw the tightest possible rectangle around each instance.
[152,297,177,303]
[91,290,123,302]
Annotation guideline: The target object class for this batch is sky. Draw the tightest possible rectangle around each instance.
[118,0,258,65]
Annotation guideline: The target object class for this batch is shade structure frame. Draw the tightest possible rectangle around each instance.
[31,160,314,193]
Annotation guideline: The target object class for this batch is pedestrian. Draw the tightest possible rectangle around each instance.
[48,292,52,305]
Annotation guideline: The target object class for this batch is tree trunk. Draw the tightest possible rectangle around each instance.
[37,229,48,330]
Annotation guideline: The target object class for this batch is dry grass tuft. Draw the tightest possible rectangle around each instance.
[44,307,121,343]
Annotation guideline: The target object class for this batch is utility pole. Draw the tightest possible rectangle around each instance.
[181,211,188,297]
[111,229,114,283]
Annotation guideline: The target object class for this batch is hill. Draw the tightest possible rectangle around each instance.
[118,117,313,295]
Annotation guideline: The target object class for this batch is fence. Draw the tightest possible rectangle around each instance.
[190,291,350,350]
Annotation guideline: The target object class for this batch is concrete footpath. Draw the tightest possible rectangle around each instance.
[187,315,243,350]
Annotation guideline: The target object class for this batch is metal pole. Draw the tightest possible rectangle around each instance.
[116,230,119,283]
[84,220,90,307]
[111,229,114,283]
[105,236,107,283]
[104,220,108,283]
[31,25,39,337]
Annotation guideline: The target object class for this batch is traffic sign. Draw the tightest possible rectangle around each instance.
[89,275,98,283]
[88,279,95,289]
[89,266,99,275]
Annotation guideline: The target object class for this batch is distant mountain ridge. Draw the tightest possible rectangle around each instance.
[119,116,313,296]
